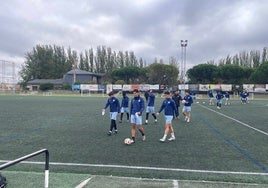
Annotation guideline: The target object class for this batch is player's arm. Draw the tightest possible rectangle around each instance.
[157,101,165,115]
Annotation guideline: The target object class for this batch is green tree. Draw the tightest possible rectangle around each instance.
[20,44,72,87]
[187,64,218,84]
[79,52,85,70]
[117,51,124,68]
[250,61,268,83]
[146,63,178,85]
[261,47,268,63]
[218,64,246,84]
[111,66,143,84]
[89,48,94,72]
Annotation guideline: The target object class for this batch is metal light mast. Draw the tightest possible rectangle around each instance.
[180,40,188,83]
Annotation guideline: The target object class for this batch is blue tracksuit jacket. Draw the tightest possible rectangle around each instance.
[130,96,145,115]
[147,93,155,107]
[183,95,193,107]
[104,97,120,113]
[158,98,178,117]
[121,96,129,108]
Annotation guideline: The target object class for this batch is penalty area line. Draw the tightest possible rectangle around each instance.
[0,160,267,176]
[199,104,268,136]
[75,176,94,188]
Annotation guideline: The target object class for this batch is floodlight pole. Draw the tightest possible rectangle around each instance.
[180,40,188,85]
[180,40,188,83]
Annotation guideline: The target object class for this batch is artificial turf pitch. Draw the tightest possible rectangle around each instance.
[0,94,267,187]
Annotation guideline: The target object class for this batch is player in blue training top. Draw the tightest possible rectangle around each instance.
[145,89,157,124]
[224,92,230,105]
[102,91,120,135]
[129,89,146,143]
[119,91,129,123]
[208,90,214,105]
[240,90,248,104]
[216,91,224,109]
[172,90,182,118]
[182,90,193,123]
[245,90,250,103]
[157,91,178,142]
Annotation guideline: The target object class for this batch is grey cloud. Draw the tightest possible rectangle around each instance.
[0,0,267,69]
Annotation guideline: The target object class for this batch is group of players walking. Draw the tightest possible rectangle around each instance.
[102,89,193,144]
[208,90,250,109]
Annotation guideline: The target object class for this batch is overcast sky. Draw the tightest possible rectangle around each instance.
[1,0,268,70]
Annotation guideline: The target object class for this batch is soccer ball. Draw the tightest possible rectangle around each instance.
[124,138,132,145]
[181,100,186,104]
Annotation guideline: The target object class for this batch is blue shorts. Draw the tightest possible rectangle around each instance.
[110,112,118,120]
[165,115,173,124]
[131,114,142,125]
[121,107,129,113]
[146,106,155,113]
[182,106,191,112]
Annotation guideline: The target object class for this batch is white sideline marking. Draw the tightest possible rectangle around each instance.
[199,105,268,136]
[75,177,93,188]
[0,160,267,176]
[173,180,179,188]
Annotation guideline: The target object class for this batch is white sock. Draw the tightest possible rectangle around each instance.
[171,133,175,138]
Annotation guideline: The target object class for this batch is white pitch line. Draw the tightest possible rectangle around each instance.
[173,180,179,188]
[199,104,268,136]
[0,160,267,176]
[75,176,93,188]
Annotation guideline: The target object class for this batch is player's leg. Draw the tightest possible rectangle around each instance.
[151,107,157,123]
[145,113,149,124]
[108,112,113,135]
[160,116,172,141]
[137,125,145,140]
[168,124,175,141]
[111,112,118,133]
[145,106,149,124]
[119,107,124,123]
[182,106,187,120]
[186,107,191,122]
[119,113,123,123]
[136,115,145,140]
[131,124,136,142]
[126,112,130,122]
[130,114,136,142]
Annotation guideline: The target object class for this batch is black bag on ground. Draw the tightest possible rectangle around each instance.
[0,173,7,188]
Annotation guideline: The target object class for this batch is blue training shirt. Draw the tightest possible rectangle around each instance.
[147,93,155,107]
[158,98,178,117]
[183,95,193,107]
[121,96,129,108]
[216,92,224,100]
[130,96,145,115]
[104,97,120,113]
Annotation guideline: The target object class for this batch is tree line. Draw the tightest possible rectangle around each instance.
[20,44,268,88]
[20,44,178,87]
[188,47,268,84]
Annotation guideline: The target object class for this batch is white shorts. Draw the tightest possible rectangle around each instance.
[217,99,222,104]
[146,106,155,113]
[182,106,191,112]
[165,115,173,124]
[110,112,118,120]
[131,114,142,125]
[121,107,129,113]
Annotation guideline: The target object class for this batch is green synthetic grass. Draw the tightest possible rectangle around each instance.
[0,94,268,187]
